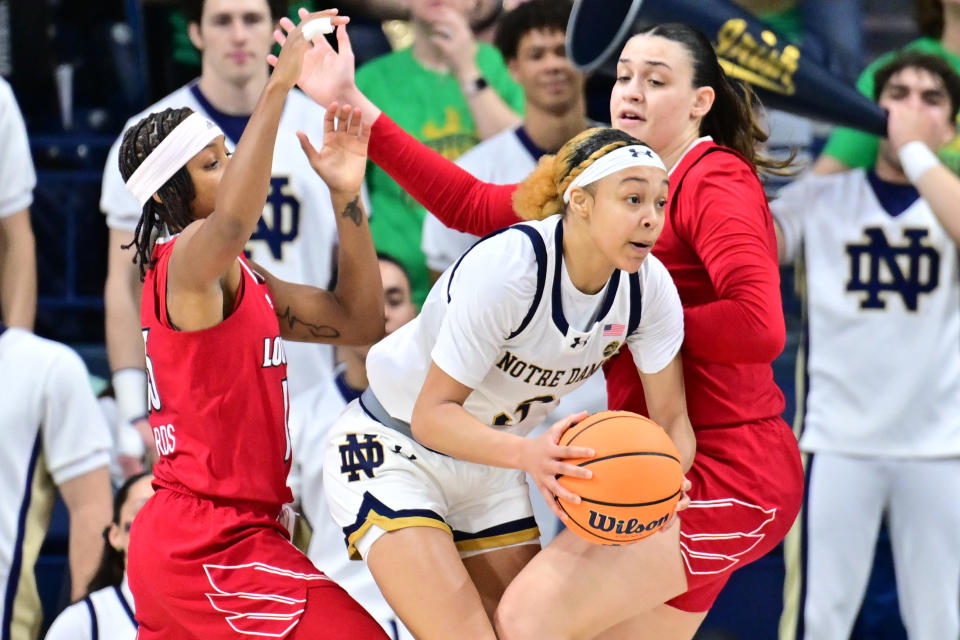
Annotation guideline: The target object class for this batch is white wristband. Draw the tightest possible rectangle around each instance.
[112,368,148,424]
[898,140,940,184]
[118,422,147,458]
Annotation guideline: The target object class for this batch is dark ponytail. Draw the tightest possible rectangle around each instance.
[641,23,794,175]
[118,107,197,281]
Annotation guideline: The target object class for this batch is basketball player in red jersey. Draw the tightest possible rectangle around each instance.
[276,16,803,639]
[119,16,389,639]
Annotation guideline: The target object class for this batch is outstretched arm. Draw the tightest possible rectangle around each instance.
[169,22,322,293]
[253,103,384,346]
[273,15,522,236]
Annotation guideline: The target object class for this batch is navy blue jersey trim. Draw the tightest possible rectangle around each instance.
[551,222,622,335]
[342,491,446,547]
[627,272,643,335]
[446,224,548,340]
[508,226,548,339]
[513,127,550,162]
[595,270,622,324]
[2,435,41,640]
[114,584,137,628]
[551,223,568,334]
[451,516,539,542]
[189,85,250,146]
[866,169,920,218]
[334,371,363,404]
[84,597,99,639]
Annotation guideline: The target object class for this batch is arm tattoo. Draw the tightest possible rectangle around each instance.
[341,196,363,227]
[277,305,340,339]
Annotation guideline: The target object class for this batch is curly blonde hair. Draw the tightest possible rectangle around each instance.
[513,127,646,221]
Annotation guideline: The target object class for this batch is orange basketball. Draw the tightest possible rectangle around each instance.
[557,410,683,545]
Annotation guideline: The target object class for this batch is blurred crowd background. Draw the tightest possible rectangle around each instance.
[0,0,938,638]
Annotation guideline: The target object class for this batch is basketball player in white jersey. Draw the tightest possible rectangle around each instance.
[323,127,695,639]
[0,326,113,639]
[772,52,960,640]
[0,77,37,330]
[289,254,417,640]
[101,1,352,465]
[419,0,606,546]
[44,472,154,640]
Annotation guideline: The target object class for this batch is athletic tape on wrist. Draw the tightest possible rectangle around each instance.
[112,368,147,425]
[898,140,940,184]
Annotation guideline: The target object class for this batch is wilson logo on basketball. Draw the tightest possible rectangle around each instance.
[587,510,671,536]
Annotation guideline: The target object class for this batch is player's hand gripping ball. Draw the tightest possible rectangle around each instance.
[557,411,684,545]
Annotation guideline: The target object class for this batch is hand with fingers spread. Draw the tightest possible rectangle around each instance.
[269,9,369,116]
[298,103,370,196]
[521,411,594,520]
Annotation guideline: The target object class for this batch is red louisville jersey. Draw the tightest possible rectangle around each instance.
[141,237,293,507]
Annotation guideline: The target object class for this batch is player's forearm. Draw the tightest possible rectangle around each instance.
[329,189,384,345]
[0,209,37,329]
[368,114,521,234]
[662,416,696,473]
[209,81,290,256]
[412,400,527,469]
[915,164,960,245]
[104,269,146,372]
[898,142,960,245]
[61,466,112,600]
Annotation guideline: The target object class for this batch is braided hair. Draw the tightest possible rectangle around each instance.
[513,127,645,220]
[118,107,197,281]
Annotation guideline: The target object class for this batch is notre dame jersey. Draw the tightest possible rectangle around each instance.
[44,580,137,640]
[366,215,684,437]
[773,169,960,457]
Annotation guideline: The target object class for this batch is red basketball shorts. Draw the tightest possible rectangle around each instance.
[668,416,803,612]
[128,487,388,639]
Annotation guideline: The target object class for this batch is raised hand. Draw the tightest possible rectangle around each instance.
[887,99,956,153]
[428,7,479,81]
[269,9,361,110]
[521,411,594,520]
[267,13,324,92]
[297,103,370,196]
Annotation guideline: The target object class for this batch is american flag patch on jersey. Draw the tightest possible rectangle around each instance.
[603,323,625,336]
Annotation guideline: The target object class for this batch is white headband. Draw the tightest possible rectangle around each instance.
[562,144,666,204]
[125,112,224,206]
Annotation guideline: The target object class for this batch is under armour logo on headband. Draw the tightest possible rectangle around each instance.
[630,148,654,159]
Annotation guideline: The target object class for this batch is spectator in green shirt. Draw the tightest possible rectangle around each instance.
[356,0,525,307]
[815,0,960,175]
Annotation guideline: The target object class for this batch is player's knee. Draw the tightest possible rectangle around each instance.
[494,585,559,640]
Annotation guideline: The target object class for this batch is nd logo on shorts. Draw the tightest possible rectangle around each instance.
[338,433,385,481]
